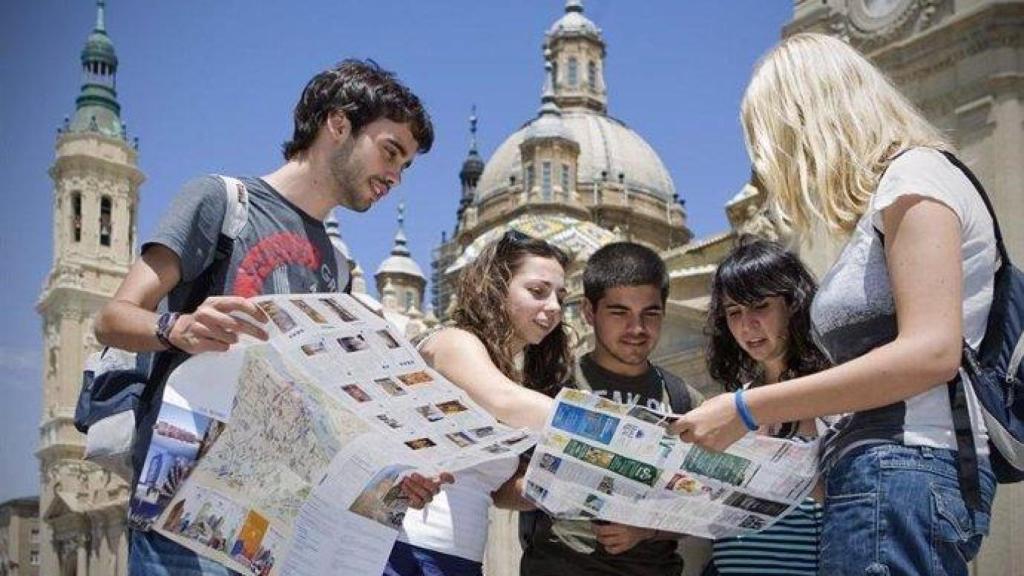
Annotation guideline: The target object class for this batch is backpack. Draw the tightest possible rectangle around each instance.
[73,175,250,480]
[938,153,1024,497]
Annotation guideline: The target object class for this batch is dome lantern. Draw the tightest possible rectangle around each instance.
[546,0,607,113]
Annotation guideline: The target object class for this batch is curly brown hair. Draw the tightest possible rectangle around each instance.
[451,230,573,396]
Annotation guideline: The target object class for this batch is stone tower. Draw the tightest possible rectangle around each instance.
[376,202,428,317]
[36,2,143,574]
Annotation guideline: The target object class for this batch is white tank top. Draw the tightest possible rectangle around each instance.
[397,456,518,562]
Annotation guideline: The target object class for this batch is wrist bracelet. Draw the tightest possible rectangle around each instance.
[734,389,759,432]
[155,312,184,353]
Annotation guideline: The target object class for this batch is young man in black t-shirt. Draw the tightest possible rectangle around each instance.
[519,242,706,576]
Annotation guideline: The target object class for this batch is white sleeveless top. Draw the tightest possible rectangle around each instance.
[397,327,520,561]
[397,457,518,562]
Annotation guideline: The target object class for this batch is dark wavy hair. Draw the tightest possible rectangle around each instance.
[705,236,830,391]
[282,59,434,160]
[451,230,573,396]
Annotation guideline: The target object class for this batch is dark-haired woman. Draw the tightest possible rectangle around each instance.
[703,238,829,575]
[385,231,572,576]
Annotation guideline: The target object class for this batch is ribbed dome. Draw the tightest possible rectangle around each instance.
[377,252,425,278]
[548,1,602,40]
[476,110,676,202]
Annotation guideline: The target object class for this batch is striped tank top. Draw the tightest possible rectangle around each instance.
[711,498,822,575]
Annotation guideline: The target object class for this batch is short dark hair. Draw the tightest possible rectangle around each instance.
[705,235,830,390]
[583,242,669,306]
[282,59,434,160]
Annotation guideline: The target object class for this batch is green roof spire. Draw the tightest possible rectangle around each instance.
[68,0,125,140]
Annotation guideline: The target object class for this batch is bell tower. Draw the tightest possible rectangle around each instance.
[36,2,143,574]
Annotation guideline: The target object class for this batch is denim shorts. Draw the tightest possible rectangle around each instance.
[129,529,241,576]
[820,443,995,576]
[384,541,483,576]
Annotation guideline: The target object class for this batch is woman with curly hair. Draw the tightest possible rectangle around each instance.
[672,33,998,575]
[703,237,829,575]
[386,229,572,576]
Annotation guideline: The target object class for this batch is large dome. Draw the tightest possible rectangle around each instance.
[476,110,676,202]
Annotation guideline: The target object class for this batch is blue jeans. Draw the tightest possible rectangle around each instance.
[820,444,995,576]
[129,529,240,576]
[384,541,482,576]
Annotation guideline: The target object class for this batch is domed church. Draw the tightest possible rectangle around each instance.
[430,0,752,396]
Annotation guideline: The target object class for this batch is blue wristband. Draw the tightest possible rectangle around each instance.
[734,389,759,432]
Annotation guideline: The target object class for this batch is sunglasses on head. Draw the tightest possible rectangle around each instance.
[499,229,533,247]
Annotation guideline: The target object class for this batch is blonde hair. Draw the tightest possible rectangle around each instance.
[741,33,951,234]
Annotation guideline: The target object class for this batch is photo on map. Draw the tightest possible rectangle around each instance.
[348,464,412,529]
[128,402,216,530]
[415,404,445,422]
[405,437,437,450]
[470,426,496,439]
[445,431,476,448]
[318,297,357,322]
[376,414,403,429]
[342,384,372,403]
[435,400,468,415]
[230,509,270,568]
[397,370,433,387]
[300,340,327,357]
[256,300,296,333]
[483,442,510,455]
[538,453,562,474]
[374,328,402,349]
[373,377,407,397]
[338,335,370,353]
[290,299,327,324]
[160,483,246,555]
[665,472,702,495]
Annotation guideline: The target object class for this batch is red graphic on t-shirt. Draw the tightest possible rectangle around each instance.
[232,232,322,297]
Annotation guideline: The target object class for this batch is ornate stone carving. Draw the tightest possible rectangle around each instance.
[738,203,780,242]
[828,0,953,52]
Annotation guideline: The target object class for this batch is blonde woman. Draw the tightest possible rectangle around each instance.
[671,33,997,575]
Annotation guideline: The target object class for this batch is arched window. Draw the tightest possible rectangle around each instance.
[405,291,415,311]
[568,57,578,87]
[71,192,82,242]
[99,196,112,246]
[542,162,552,199]
[588,61,597,90]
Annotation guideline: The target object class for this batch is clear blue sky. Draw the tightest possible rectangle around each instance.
[0,1,791,501]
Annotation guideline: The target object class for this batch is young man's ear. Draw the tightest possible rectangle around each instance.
[582,298,596,327]
[327,110,351,141]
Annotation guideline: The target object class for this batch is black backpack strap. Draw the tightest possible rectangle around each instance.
[656,367,693,414]
[938,151,1009,265]
[949,366,982,510]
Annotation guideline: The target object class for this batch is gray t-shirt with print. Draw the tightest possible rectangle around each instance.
[146,175,346,304]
